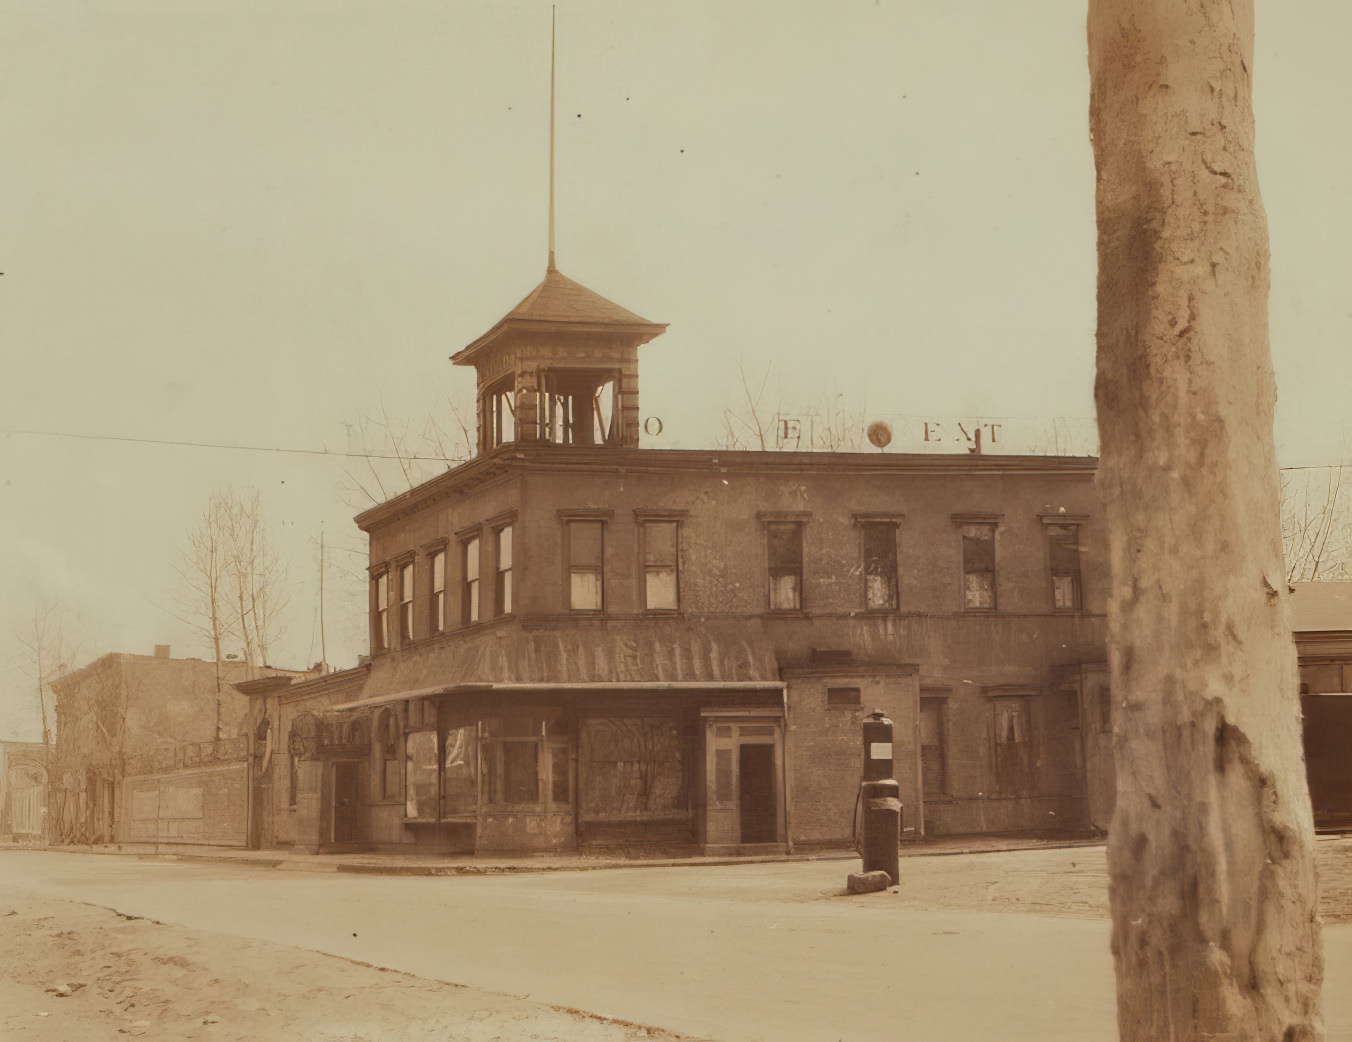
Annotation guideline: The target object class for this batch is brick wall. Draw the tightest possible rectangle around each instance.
[785,671,919,847]
[123,761,248,846]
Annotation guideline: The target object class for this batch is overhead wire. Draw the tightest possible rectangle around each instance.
[0,427,468,464]
[1,424,1346,473]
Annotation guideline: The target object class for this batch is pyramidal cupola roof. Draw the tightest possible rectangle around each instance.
[452,267,668,365]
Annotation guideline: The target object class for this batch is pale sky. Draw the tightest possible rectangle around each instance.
[2,1,1350,740]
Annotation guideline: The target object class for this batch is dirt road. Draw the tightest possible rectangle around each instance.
[0,885,690,1042]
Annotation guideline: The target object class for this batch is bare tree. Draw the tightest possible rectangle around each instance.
[13,599,79,757]
[173,493,230,674]
[170,488,291,734]
[337,392,474,509]
[1089,2,1323,1040]
[219,488,289,670]
[1026,417,1100,458]
[716,363,864,452]
[1282,466,1350,583]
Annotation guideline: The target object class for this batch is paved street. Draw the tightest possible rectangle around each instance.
[2,842,1350,1042]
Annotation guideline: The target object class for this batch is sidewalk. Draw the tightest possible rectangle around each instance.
[19,832,1110,877]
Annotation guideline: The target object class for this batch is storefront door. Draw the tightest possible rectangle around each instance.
[703,714,784,851]
[332,761,361,843]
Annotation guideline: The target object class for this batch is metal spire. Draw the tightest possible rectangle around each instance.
[547,6,557,272]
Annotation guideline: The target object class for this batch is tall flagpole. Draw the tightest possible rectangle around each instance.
[548,5,557,272]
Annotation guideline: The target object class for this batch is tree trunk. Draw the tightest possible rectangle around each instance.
[1088,2,1324,1039]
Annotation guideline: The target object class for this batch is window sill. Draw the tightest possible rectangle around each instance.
[481,805,572,814]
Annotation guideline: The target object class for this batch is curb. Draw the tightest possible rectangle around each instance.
[5,839,1116,877]
[333,851,859,877]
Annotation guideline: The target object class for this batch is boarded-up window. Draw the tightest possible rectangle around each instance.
[961,524,996,610]
[827,687,861,708]
[405,731,439,820]
[568,520,604,611]
[131,789,160,821]
[766,522,804,611]
[1047,524,1083,611]
[642,521,679,611]
[441,726,477,816]
[920,696,947,796]
[580,718,686,819]
[861,522,899,611]
[992,697,1033,795]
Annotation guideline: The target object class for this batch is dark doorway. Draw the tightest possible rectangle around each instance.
[738,744,777,843]
[1303,695,1352,829]
[920,697,948,798]
[333,762,362,843]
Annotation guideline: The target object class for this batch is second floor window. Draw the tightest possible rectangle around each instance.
[430,549,446,633]
[1047,523,1083,611]
[373,571,389,651]
[496,525,514,616]
[860,521,899,611]
[766,521,804,611]
[462,536,481,625]
[961,523,997,610]
[398,561,415,643]
[642,520,679,611]
[568,520,604,611]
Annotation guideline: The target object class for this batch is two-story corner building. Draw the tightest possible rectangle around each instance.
[255,263,1111,857]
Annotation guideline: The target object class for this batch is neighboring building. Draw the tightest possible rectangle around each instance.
[1291,581,1352,829]
[236,666,369,853]
[246,265,1111,856]
[49,647,312,846]
[1082,581,1352,835]
[0,740,47,844]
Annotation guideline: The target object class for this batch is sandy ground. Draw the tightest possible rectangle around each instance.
[0,888,692,1042]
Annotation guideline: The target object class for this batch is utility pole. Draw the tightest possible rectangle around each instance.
[319,525,328,674]
[35,644,52,847]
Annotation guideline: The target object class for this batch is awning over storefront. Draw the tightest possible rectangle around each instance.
[329,680,787,713]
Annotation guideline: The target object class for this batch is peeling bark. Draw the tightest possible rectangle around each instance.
[1088,2,1324,1039]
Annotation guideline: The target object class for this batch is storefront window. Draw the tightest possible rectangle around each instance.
[481,715,570,809]
[441,726,477,816]
[405,731,439,819]
[580,717,686,818]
